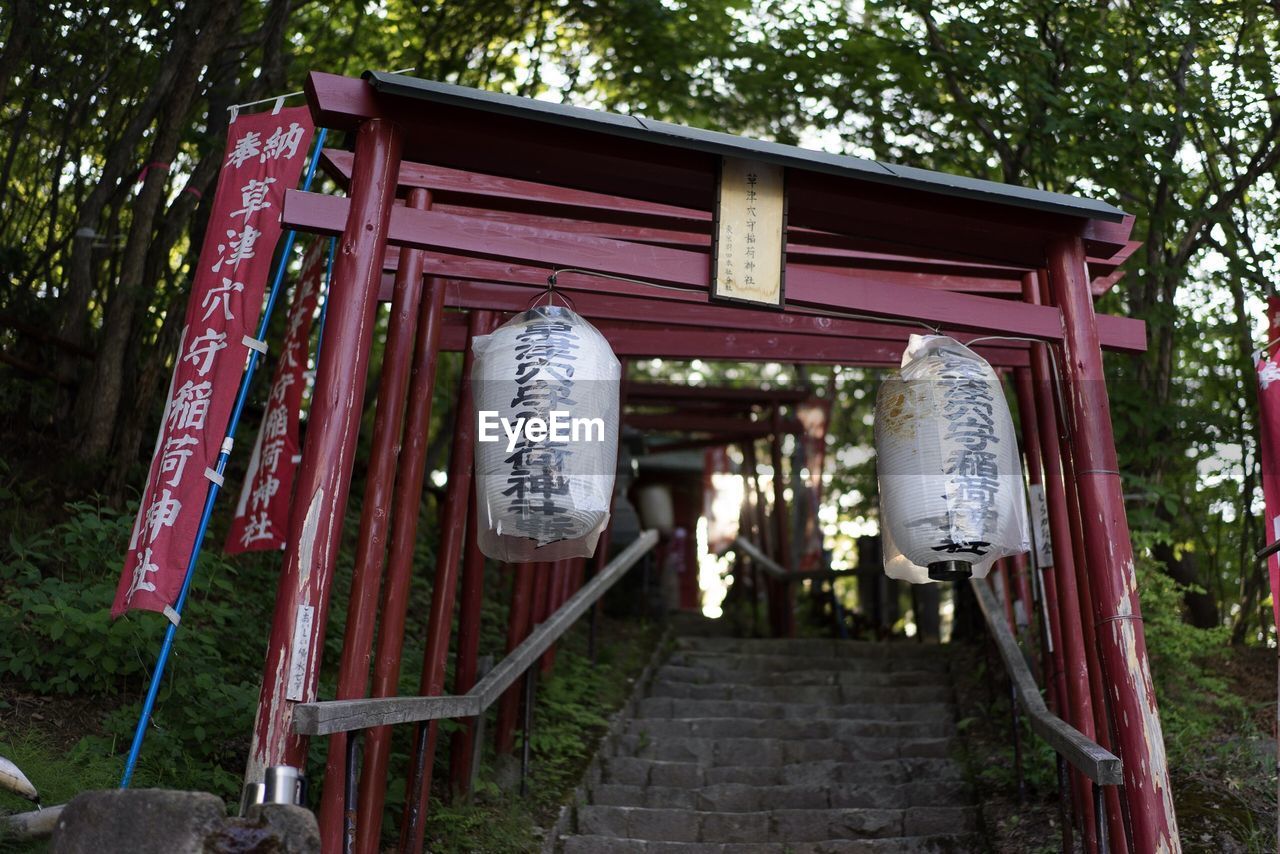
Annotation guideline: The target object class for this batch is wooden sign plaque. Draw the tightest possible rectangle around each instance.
[711,157,786,308]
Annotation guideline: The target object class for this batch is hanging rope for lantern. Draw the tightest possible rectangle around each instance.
[471,295,621,562]
[874,334,1030,583]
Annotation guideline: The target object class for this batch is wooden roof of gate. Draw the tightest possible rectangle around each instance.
[287,70,1145,364]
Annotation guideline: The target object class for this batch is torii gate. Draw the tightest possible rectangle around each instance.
[246,70,1178,853]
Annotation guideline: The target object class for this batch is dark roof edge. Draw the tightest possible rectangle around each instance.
[364,71,1127,224]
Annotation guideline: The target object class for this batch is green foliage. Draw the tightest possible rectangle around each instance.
[0,497,281,796]
[418,618,659,852]
[1136,557,1243,755]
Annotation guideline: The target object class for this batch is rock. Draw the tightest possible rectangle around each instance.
[52,789,225,854]
[209,804,321,853]
[50,789,319,854]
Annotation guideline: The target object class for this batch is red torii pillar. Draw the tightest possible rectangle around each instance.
[244,118,401,790]
[354,276,449,854]
[316,187,432,847]
[1046,236,1179,851]
[1015,358,1105,852]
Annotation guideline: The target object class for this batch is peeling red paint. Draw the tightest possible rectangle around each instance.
[1047,237,1181,851]
[242,119,403,800]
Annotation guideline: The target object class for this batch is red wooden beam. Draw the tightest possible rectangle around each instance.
[435,312,1031,367]
[283,190,1143,350]
[625,413,798,435]
[414,274,1037,353]
[305,73,1130,270]
[325,149,1133,289]
[323,148,707,230]
[377,218,1028,294]
[400,209,1126,295]
[627,383,810,402]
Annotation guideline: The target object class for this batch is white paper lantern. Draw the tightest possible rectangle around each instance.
[472,305,620,562]
[636,483,676,535]
[874,335,1029,583]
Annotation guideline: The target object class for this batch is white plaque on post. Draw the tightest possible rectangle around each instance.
[712,157,786,308]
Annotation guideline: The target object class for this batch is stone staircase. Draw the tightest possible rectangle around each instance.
[553,634,983,853]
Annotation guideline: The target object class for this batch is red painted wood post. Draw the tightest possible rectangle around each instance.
[448,477,487,798]
[996,559,1017,630]
[1012,368,1071,713]
[1035,272,1132,852]
[495,564,536,754]
[770,409,794,637]
[318,186,432,850]
[1015,362,1098,851]
[1010,552,1034,637]
[1045,236,1180,851]
[353,275,447,854]
[243,118,402,791]
[585,358,628,650]
[540,561,565,674]
[533,561,553,628]
[1057,400,1133,853]
[399,309,494,854]
[742,440,772,634]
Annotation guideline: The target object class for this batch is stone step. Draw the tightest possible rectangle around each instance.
[647,680,952,705]
[666,650,951,673]
[560,835,983,854]
[587,779,973,812]
[657,663,949,688]
[674,637,951,660]
[609,733,955,765]
[574,804,980,843]
[621,716,954,742]
[600,757,967,789]
[634,697,955,723]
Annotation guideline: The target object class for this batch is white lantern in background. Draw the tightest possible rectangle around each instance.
[874,335,1029,583]
[472,305,620,562]
[636,483,676,536]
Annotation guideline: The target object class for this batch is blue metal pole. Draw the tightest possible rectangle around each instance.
[120,126,330,787]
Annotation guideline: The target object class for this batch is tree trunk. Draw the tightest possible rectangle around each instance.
[55,2,208,372]
[105,132,229,489]
[74,0,240,461]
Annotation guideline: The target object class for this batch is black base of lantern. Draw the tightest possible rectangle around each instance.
[928,560,973,582]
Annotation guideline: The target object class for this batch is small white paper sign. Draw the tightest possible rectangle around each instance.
[285,604,315,701]
[1029,484,1053,568]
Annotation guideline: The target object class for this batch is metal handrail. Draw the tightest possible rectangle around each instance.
[732,535,853,582]
[970,577,1122,786]
[970,576,1120,852]
[293,529,659,736]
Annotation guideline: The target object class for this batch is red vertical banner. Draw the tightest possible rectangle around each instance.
[1256,295,1280,629]
[112,107,315,618]
[225,239,326,553]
